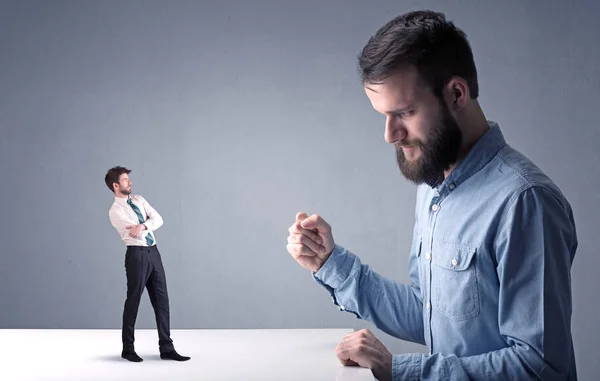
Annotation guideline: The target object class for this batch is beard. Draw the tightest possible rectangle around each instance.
[119,185,131,195]
[395,101,462,185]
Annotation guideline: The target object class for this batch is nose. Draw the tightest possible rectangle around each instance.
[384,116,407,144]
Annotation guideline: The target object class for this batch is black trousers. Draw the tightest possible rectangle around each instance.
[122,245,174,353]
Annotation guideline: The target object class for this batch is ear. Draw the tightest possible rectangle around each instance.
[444,77,469,111]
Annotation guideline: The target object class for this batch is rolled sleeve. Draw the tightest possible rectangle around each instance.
[393,353,422,381]
[313,244,354,288]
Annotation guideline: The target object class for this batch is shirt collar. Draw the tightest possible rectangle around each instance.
[114,195,132,204]
[432,120,506,191]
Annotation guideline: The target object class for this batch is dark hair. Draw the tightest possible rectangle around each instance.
[104,166,131,193]
[358,10,478,99]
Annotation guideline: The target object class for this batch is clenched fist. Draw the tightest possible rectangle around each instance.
[286,212,335,272]
[336,329,393,381]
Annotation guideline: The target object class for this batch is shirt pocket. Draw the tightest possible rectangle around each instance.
[431,241,480,321]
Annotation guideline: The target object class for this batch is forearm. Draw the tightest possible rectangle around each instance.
[392,343,572,381]
[314,245,425,344]
[143,215,162,231]
[139,197,163,231]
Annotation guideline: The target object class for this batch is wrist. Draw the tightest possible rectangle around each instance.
[373,356,393,381]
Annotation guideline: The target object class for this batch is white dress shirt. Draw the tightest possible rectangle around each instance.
[108,195,163,247]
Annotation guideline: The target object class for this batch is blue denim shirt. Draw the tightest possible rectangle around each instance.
[314,122,577,380]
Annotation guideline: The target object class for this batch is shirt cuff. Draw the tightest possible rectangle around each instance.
[312,244,353,289]
[392,353,422,381]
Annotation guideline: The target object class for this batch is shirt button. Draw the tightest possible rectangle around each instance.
[451,258,458,267]
[339,305,345,311]
[432,204,440,212]
[426,302,431,310]
[425,252,431,261]
[449,183,456,190]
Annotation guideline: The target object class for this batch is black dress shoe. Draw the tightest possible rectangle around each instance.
[160,350,191,361]
[121,350,143,362]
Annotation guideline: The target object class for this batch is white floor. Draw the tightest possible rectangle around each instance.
[1,329,374,380]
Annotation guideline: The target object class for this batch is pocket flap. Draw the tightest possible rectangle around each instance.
[432,241,476,271]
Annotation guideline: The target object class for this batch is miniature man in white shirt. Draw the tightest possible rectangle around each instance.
[106,166,190,363]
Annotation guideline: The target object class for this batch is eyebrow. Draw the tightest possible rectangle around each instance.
[387,106,414,114]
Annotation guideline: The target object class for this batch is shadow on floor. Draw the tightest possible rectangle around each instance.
[94,354,162,362]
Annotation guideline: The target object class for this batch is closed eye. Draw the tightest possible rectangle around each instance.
[394,110,415,118]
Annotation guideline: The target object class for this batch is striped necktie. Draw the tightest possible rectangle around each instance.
[127,198,154,246]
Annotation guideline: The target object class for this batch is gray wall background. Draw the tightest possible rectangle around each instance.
[1,0,599,378]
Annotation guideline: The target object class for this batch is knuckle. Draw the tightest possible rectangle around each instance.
[299,245,310,256]
[357,346,367,356]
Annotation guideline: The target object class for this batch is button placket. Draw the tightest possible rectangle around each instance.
[426,197,442,353]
